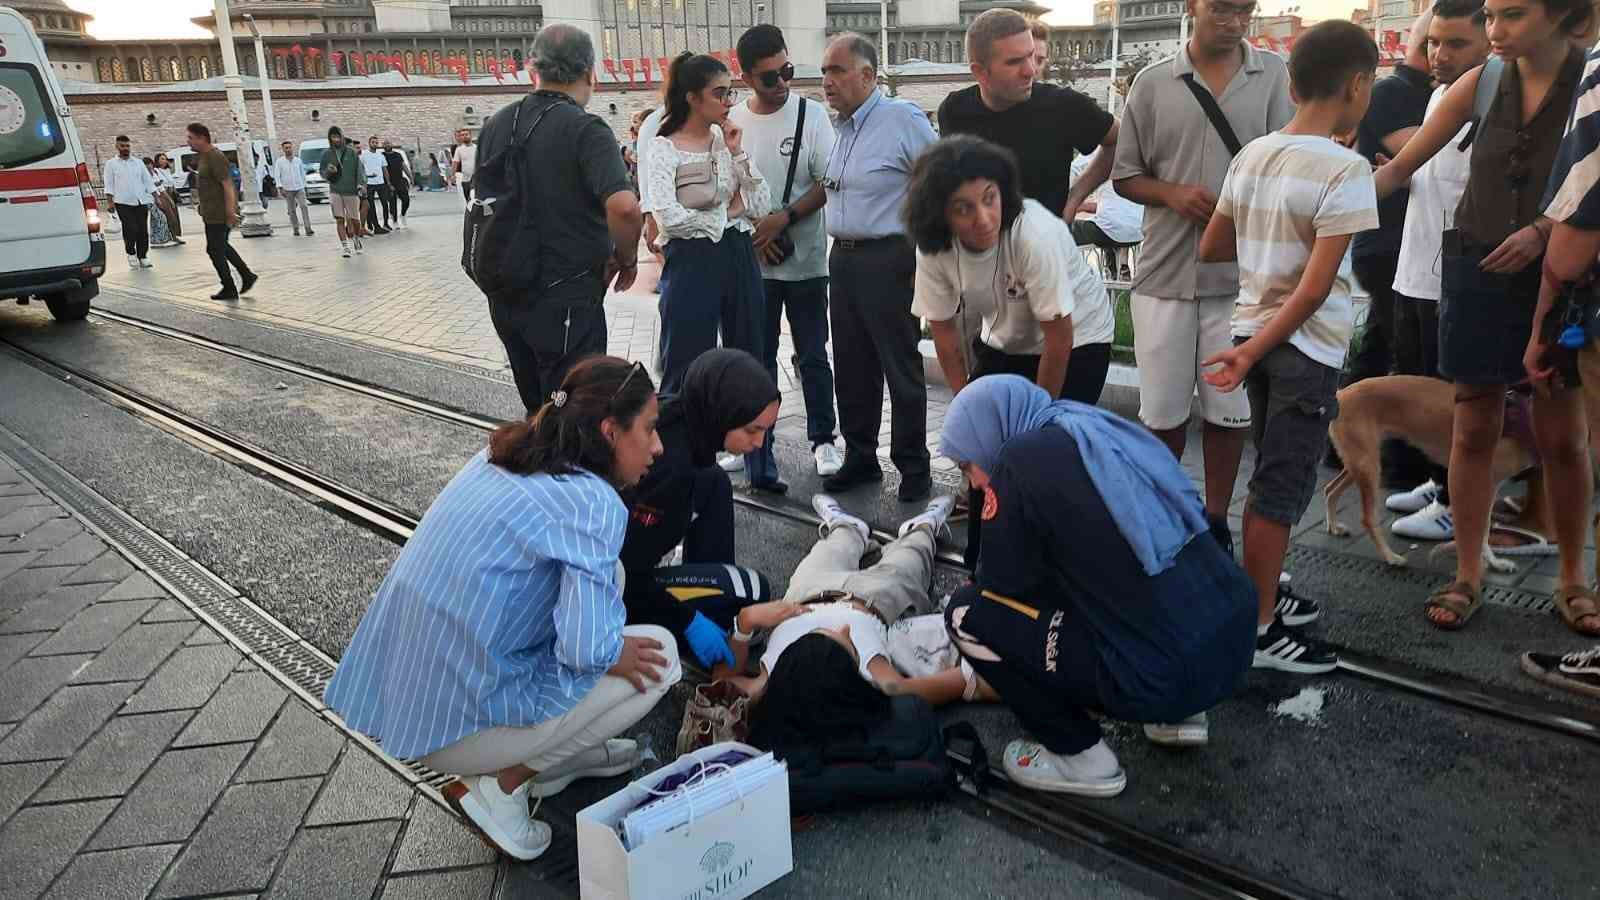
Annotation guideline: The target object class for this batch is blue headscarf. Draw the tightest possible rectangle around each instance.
[940,375,1209,576]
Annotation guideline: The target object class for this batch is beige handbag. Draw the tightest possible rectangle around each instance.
[673,130,722,210]
[676,680,750,755]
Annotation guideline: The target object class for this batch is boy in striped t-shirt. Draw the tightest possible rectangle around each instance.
[1198,20,1380,675]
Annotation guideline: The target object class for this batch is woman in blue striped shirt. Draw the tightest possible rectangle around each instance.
[324,356,680,861]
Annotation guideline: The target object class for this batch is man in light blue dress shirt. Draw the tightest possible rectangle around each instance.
[820,33,938,502]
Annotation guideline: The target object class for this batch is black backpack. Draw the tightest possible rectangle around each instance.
[779,695,956,814]
[461,94,563,295]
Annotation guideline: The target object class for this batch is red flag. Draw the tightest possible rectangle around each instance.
[306,46,321,59]
[727,50,742,78]
[641,57,653,82]
[390,54,408,81]
[488,55,503,82]
[602,58,618,81]
[289,43,304,56]
[271,47,288,60]
[622,58,636,83]
[353,53,367,75]
[657,57,671,78]
[1381,30,1400,50]
[329,50,342,71]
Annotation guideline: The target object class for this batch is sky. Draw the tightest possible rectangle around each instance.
[75,0,1355,39]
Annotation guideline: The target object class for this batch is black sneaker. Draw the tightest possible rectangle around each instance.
[823,461,884,492]
[897,475,932,502]
[1520,646,1600,699]
[1254,619,1338,674]
[239,272,258,295]
[1274,583,1321,626]
[210,288,239,300]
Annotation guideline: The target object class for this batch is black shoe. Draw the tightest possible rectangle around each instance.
[1521,647,1600,698]
[896,475,933,503]
[1253,619,1338,674]
[1273,583,1321,626]
[306,229,316,236]
[1207,514,1234,557]
[210,289,239,301]
[239,272,258,295]
[750,478,789,496]
[823,461,884,492]
[375,226,391,234]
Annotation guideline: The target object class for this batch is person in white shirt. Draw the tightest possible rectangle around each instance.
[908,135,1116,405]
[450,127,478,200]
[103,134,157,268]
[274,140,314,237]
[1068,149,1145,253]
[359,138,391,234]
[728,25,844,480]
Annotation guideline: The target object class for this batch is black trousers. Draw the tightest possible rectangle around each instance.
[656,229,766,397]
[1346,252,1398,384]
[203,224,251,292]
[1393,292,1449,499]
[391,181,410,218]
[489,277,607,417]
[115,203,149,260]
[828,238,929,481]
[365,184,391,231]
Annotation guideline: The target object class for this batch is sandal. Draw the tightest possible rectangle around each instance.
[1553,585,1600,637]
[1424,581,1482,631]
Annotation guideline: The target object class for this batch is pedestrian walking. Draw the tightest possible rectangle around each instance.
[426,152,443,191]
[186,122,257,300]
[320,127,364,257]
[274,140,314,237]
[477,23,643,415]
[730,24,845,481]
[382,139,411,229]
[103,134,155,269]
[362,135,392,233]
[150,152,184,245]
[451,127,477,201]
[819,33,937,502]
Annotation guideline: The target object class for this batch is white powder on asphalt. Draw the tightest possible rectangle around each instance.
[1270,687,1326,726]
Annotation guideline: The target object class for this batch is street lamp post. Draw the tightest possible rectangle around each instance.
[242,15,279,153]
[880,0,890,71]
[1107,0,1120,115]
[212,0,271,237]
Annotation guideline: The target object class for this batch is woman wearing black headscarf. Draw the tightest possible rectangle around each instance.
[621,349,789,668]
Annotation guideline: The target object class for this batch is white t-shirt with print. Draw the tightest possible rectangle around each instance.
[759,603,887,682]
[1216,132,1379,369]
[911,198,1116,355]
[727,94,838,281]
[1392,86,1473,302]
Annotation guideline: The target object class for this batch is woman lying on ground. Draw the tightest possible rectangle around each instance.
[620,349,782,670]
[939,375,1257,798]
[324,357,680,862]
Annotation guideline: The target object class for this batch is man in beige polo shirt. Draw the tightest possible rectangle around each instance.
[1113,0,1293,528]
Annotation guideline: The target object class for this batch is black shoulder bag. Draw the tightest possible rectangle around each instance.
[461,94,561,295]
[767,98,808,264]
[1180,73,1243,157]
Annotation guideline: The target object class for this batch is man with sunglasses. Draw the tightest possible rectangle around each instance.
[728,25,845,481]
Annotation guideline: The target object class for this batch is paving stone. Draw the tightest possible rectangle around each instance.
[380,866,497,900]
[73,622,195,683]
[94,571,165,600]
[58,550,136,587]
[390,795,497,873]
[184,625,226,645]
[0,496,48,519]
[0,799,117,900]
[0,518,83,552]
[28,598,156,656]
[32,534,108,568]
[43,844,182,900]
[121,643,239,713]
[34,710,190,803]
[0,481,37,498]
[0,653,94,722]
[142,599,194,623]
[0,550,39,583]
[0,632,44,674]
[0,682,136,762]
[0,565,78,612]
[304,745,414,826]
[173,671,287,747]
[0,504,64,537]
[154,778,320,898]
[263,820,400,899]
[0,759,59,824]
[89,742,250,850]
[237,702,345,782]
[0,581,117,635]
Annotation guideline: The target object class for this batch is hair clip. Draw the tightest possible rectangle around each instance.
[550,390,568,408]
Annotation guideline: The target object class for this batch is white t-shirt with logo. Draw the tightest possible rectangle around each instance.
[912,199,1116,355]
[727,94,838,281]
[1392,86,1473,302]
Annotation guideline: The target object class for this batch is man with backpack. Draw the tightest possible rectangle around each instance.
[473,23,643,415]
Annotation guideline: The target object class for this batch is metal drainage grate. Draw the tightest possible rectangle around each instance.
[1284,543,1554,612]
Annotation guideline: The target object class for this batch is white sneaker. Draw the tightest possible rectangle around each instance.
[899,494,955,538]
[137,258,153,269]
[1142,712,1209,747]
[1392,499,1454,541]
[126,255,138,269]
[717,453,743,472]
[814,443,844,477]
[354,240,364,255]
[450,775,551,860]
[341,244,351,258]
[528,738,637,798]
[1386,479,1441,514]
[812,493,870,544]
[1003,738,1127,797]
[400,216,408,229]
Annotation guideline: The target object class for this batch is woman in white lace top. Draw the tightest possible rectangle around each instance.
[644,53,777,451]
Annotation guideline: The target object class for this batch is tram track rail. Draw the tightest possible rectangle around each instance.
[3,313,1593,898]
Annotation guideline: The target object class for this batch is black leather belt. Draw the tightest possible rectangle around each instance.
[833,236,903,251]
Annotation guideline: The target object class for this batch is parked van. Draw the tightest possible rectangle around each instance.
[0,8,105,322]
[168,139,273,194]
[293,136,331,203]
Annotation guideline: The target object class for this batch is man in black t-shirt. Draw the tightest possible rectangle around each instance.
[937,8,1119,222]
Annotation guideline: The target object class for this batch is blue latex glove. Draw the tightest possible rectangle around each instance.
[684,613,735,669]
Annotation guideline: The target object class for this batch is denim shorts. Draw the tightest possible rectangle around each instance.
[1242,342,1340,526]
[1438,231,1540,385]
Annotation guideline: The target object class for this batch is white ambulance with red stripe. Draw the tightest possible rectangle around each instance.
[0,6,105,322]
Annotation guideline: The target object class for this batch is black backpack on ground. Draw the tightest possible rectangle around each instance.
[779,695,955,814]
[461,93,565,295]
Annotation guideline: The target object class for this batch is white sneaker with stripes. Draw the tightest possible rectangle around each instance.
[1392,499,1454,541]
[1386,479,1441,514]
[812,494,870,545]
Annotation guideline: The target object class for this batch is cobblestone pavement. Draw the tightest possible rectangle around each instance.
[100,192,959,474]
[0,451,500,899]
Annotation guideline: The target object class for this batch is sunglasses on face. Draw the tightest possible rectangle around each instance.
[755,62,796,88]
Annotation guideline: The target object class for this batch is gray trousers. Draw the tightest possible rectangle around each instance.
[783,527,936,623]
[281,189,311,233]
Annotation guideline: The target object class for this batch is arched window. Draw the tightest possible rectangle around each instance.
[432,50,443,73]
[96,58,111,82]
[946,41,955,61]
[140,57,155,82]
[888,43,897,64]
[512,48,523,70]
[404,49,416,72]
[110,58,124,81]
[168,58,183,80]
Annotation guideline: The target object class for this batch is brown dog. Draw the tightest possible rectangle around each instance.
[1323,375,1541,570]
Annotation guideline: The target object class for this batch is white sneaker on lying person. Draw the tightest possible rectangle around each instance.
[1386,479,1441,514]
[447,775,551,860]
[812,494,870,544]
[527,738,638,798]
[1391,499,1453,541]
[717,453,743,472]
[1142,712,1209,747]
[1004,738,1127,797]
[898,494,955,538]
